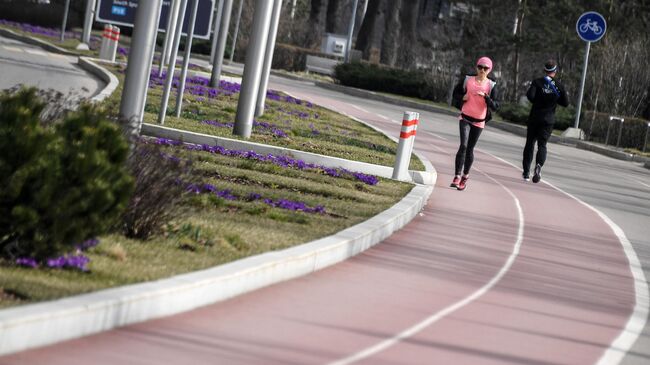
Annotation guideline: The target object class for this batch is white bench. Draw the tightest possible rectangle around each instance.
[305,55,340,76]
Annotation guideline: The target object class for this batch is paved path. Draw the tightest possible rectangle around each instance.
[1,79,641,364]
[0,35,102,96]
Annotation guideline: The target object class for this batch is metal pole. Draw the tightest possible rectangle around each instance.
[119,0,163,141]
[164,0,183,65]
[158,0,189,125]
[140,2,164,120]
[255,0,283,117]
[344,0,359,63]
[81,0,96,45]
[643,123,650,152]
[175,0,200,118]
[616,118,624,148]
[159,0,177,77]
[574,41,591,129]
[210,0,225,63]
[60,0,71,43]
[210,0,234,87]
[233,0,274,138]
[605,117,613,145]
[229,0,244,64]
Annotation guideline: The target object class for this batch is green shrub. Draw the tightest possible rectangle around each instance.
[334,62,427,99]
[497,103,530,125]
[0,88,133,260]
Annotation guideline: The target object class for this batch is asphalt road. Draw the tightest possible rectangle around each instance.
[0,35,103,97]
[0,54,648,364]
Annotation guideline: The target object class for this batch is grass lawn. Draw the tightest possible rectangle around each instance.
[0,29,422,309]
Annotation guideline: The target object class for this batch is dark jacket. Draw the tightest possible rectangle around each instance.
[452,74,501,122]
[526,76,569,125]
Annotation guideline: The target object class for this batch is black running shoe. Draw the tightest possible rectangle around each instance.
[532,164,542,183]
[523,173,530,182]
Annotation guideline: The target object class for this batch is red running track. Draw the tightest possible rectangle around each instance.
[0,89,636,365]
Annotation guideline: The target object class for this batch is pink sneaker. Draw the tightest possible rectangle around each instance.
[450,176,461,188]
[457,176,469,191]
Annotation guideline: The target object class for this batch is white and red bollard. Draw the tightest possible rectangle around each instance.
[99,24,120,62]
[392,111,419,181]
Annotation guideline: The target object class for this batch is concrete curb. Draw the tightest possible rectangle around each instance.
[0,173,433,356]
[0,28,78,56]
[576,141,635,161]
[77,57,119,103]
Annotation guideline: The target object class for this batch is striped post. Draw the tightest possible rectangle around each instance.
[392,111,419,181]
[107,26,120,62]
[99,24,112,60]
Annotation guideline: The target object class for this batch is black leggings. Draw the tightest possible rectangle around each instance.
[455,120,483,176]
[522,122,553,175]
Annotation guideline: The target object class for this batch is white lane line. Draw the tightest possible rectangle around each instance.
[24,49,46,56]
[631,177,650,189]
[390,119,401,125]
[2,46,23,52]
[376,114,390,121]
[481,151,649,365]
[426,131,448,141]
[328,155,525,365]
[547,181,650,365]
[349,104,369,113]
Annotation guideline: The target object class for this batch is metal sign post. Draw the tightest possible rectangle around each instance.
[60,0,71,43]
[229,0,244,64]
[255,0,283,117]
[209,0,234,87]
[175,0,201,118]
[344,0,359,63]
[79,0,96,49]
[158,0,190,125]
[233,0,274,138]
[574,11,607,129]
[119,0,163,141]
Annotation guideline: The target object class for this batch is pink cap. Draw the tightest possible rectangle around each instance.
[476,56,493,70]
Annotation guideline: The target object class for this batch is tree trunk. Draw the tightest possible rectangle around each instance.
[355,0,386,63]
[307,0,329,49]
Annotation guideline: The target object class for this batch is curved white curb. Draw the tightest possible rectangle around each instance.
[77,57,119,103]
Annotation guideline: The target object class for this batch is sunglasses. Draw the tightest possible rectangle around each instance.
[477,65,490,71]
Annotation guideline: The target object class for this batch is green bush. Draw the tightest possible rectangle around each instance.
[0,88,133,260]
[333,62,452,103]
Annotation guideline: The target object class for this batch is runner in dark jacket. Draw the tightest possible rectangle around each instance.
[522,59,569,183]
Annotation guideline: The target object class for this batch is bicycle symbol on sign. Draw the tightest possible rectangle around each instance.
[579,18,603,35]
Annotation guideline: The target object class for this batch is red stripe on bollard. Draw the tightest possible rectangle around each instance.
[401,119,418,127]
[399,130,417,139]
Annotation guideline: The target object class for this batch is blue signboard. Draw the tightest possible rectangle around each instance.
[96,0,214,40]
[576,11,606,42]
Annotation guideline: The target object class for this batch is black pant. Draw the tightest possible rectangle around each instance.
[455,120,483,176]
[522,121,553,175]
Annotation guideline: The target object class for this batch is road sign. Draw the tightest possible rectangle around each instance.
[96,0,214,39]
[573,11,607,130]
[576,11,606,42]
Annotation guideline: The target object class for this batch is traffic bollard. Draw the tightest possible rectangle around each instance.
[107,26,120,62]
[99,24,112,60]
[392,111,419,181]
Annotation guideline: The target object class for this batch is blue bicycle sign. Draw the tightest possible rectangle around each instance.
[576,11,607,42]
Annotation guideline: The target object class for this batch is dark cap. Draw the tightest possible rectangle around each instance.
[544,59,558,73]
